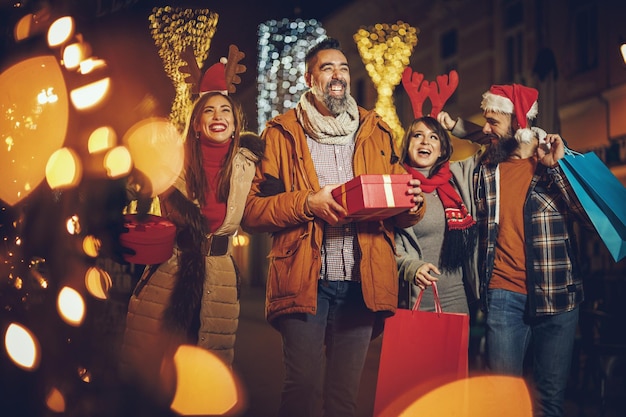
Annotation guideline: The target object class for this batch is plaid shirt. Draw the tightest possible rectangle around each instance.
[307,136,360,282]
[475,162,591,316]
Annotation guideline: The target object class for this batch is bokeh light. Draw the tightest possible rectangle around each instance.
[57,286,86,326]
[47,16,74,47]
[170,344,243,415]
[0,55,69,206]
[45,387,66,413]
[87,126,116,153]
[123,118,183,197]
[149,6,219,132]
[354,21,418,144]
[84,266,112,300]
[45,147,82,189]
[103,145,132,179]
[257,19,326,131]
[70,77,111,110]
[379,375,531,417]
[4,322,41,371]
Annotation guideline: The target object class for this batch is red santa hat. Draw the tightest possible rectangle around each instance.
[480,84,539,144]
[199,57,229,95]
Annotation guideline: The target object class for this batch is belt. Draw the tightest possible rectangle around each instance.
[201,234,230,256]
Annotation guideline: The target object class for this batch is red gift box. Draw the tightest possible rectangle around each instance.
[331,174,414,221]
[119,214,176,264]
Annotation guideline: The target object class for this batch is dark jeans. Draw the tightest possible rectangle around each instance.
[485,289,579,417]
[276,280,376,417]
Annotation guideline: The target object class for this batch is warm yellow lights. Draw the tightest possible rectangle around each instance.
[47,16,75,47]
[123,118,184,196]
[88,126,117,153]
[57,286,86,326]
[70,77,111,110]
[62,39,91,70]
[621,42,626,65]
[233,233,250,247]
[4,323,41,371]
[45,147,82,189]
[0,55,69,206]
[378,375,531,417]
[66,214,81,235]
[103,146,133,179]
[170,344,242,415]
[354,22,418,144]
[82,235,102,258]
[149,7,219,132]
[84,266,112,300]
[45,387,66,413]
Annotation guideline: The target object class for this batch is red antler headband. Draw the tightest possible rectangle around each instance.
[401,67,459,118]
[179,44,247,95]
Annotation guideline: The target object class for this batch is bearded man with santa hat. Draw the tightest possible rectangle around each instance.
[438,84,594,417]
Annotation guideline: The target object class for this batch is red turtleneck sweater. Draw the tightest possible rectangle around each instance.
[200,138,231,232]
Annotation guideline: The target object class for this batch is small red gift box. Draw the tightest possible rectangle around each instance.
[119,214,176,264]
[331,174,414,221]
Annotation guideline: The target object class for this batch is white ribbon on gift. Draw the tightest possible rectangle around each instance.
[382,175,395,207]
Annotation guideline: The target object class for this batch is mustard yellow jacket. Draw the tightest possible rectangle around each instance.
[242,107,425,325]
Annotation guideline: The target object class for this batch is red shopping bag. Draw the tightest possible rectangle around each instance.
[373,283,470,416]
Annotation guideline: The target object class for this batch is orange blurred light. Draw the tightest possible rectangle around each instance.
[45,147,82,189]
[4,322,41,371]
[84,266,111,300]
[379,375,531,417]
[70,77,111,110]
[57,286,85,326]
[47,16,74,47]
[45,387,66,413]
[88,126,116,153]
[103,146,132,178]
[170,345,244,415]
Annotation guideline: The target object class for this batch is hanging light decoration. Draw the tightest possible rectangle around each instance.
[354,21,418,144]
[149,7,219,132]
[257,19,326,131]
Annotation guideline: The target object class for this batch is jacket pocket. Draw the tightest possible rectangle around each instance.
[267,233,309,299]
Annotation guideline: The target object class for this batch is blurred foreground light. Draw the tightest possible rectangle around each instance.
[123,118,184,196]
[66,214,81,235]
[62,39,91,70]
[88,126,116,153]
[621,42,626,65]
[47,16,75,47]
[0,55,69,206]
[82,235,101,258]
[57,286,85,326]
[45,387,66,413]
[4,322,41,371]
[70,77,111,110]
[84,266,111,300]
[170,344,243,415]
[45,147,82,189]
[379,375,531,417]
[103,146,132,178]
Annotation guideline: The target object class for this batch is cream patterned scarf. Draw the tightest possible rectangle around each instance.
[295,90,360,145]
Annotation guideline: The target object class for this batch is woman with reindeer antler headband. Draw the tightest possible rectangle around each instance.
[395,68,479,315]
[120,45,264,401]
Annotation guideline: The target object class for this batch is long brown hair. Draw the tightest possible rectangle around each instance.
[399,116,453,177]
[184,91,245,205]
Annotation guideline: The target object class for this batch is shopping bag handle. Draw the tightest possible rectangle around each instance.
[412,282,442,314]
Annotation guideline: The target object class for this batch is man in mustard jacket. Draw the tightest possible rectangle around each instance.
[242,37,425,417]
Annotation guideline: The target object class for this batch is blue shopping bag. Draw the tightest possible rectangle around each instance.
[559,149,626,262]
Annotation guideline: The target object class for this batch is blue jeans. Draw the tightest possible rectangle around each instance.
[485,289,579,417]
[276,280,376,417]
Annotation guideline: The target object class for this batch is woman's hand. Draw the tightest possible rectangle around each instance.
[414,262,440,290]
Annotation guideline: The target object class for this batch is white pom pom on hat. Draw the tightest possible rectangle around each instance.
[481,84,539,143]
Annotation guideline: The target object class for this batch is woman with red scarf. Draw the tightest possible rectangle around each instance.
[395,116,477,313]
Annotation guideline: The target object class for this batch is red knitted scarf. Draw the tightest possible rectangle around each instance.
[403,162,475,231]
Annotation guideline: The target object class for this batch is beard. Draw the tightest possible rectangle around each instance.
[482,131,519,165]
[314,79,350,116]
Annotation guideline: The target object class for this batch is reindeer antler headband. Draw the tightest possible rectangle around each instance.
[179,44,247,95]
[401,67,459,118]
